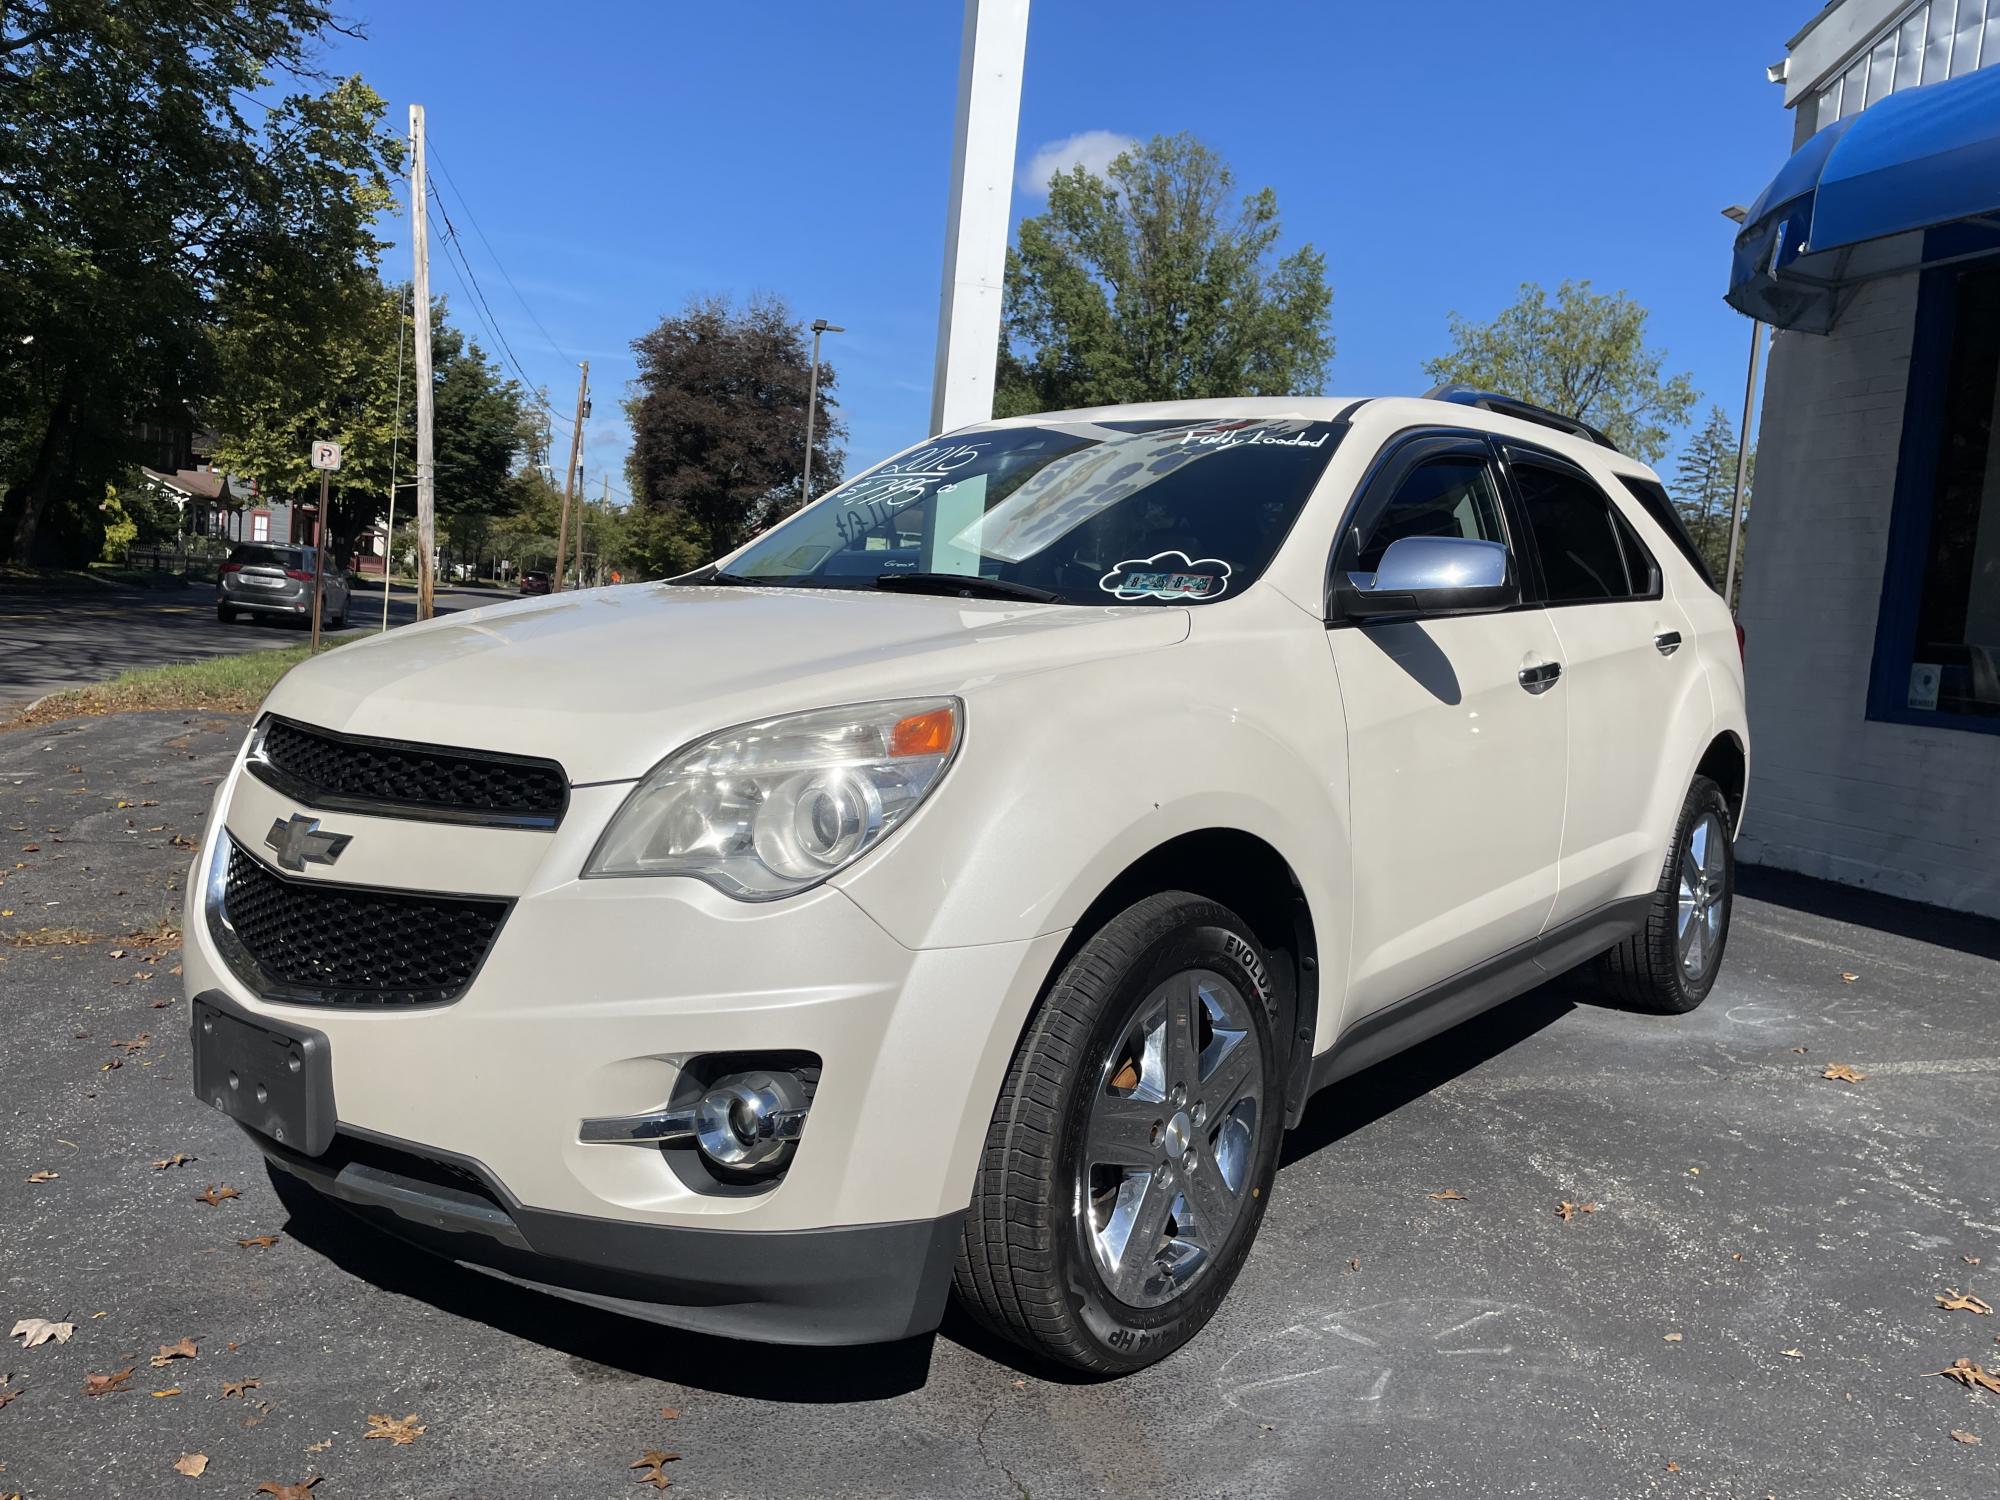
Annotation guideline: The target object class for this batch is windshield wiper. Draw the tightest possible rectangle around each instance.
[873,572,1061,604]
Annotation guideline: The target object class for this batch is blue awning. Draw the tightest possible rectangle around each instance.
[1727,63,2000,332]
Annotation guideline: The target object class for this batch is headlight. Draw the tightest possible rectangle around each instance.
[583,698,962,899]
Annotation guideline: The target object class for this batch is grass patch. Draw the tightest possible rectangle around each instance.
[3,634,361,729]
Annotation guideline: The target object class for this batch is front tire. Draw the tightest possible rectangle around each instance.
[954,892,1285,1373]
[1598,775,1735,1013]
[216,605,234,624]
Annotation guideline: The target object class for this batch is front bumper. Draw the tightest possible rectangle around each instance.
[252,1113,963,1345]
[185,762,1066,1341]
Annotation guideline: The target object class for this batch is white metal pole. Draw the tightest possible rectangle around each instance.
[1724,320,1763,612]
[929,0,1030,436]
[411,103,437,620]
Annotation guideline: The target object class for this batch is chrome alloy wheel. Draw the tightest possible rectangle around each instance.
[1677,810,1729,980]
[1079,968,1263,1309]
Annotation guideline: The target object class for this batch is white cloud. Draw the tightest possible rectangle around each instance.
[1016,130,1136,197]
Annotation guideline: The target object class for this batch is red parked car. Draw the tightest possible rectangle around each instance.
[517,570,551,596]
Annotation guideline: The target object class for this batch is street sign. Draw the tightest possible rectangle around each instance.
[310,440,343,472]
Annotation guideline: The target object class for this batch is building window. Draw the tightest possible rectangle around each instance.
[252,512,270,542]
[1871,257,2000,730]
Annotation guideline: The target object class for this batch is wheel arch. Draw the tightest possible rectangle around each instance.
[1695,729,1747,833]
[1039,828,1322,1128]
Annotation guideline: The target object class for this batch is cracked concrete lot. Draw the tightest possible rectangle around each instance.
[2,710,1997,1497]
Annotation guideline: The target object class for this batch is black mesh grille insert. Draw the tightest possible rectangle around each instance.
[254,716,568,826]
[220,840,509,1006]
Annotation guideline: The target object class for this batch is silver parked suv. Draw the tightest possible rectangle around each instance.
[216,544,350,627]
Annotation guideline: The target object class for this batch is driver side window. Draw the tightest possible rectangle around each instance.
[1338,454,1509,584]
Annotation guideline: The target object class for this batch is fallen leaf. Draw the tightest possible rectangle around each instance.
[194,1184,240,1206]
[1966,1256,1983,1266]
[10,1317,74,1348]
[1110,1059,1139,1090]
[305,1440,331,1454]
[221,1378,260,1399]
[112,1034,149,1052]
[1426,1189,1466,1201]
[152,1153,194,1170]
[238,1235,280,1249]
[1821,1063,1868,1084]
[26,1170,57,1184]
[151,1386,184,1398]
[1840,971,1859,983]
[173,1452,208,1477]
[150,1337,197,1368]
[1938,1290,1995,1316]
[1557,1200,1577,1222]
[1688,1167,1701,1176]
[1937,1358,2000,1395]
[1950,1429,1981,1445]
[100,1059,122,1072]
[1664,1332,1684,1342]
[1347,1257,1360,1273]
[1791,1046,1808,1054]
[0,1379,22,1410]
[363,1412,425,1446]
[82,1366,136,1397]
[1781,1348,1805,1359]
[630,1450,681,1489]
[658,1407,679,1421]
[1665,1460,1681,1472]
[107,948,125,959]
[255,1478,321,1499]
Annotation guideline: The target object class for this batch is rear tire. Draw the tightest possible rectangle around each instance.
[216,605,234,624]
[1597,775,1735,1014]
[954,891,1285,1373]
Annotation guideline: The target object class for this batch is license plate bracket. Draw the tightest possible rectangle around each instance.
[191,993,335,1156]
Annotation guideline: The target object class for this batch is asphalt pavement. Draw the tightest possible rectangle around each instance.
[1,711,1997,1498]
[0,581,505,711]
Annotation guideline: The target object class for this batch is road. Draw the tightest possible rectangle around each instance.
[1,710,1996,1498]
[0,581,510,711]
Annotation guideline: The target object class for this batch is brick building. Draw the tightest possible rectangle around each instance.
[1730,0,2000,916]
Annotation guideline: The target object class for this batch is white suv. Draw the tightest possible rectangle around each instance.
[185,391,1747,1373]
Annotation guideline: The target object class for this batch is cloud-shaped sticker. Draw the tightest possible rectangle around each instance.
[1099,550,1234,602]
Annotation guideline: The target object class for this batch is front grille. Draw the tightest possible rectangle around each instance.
[216,838,509,1006]
[251,715,568,828]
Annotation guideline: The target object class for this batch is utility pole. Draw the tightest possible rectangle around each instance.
[554,362,588,591]
[930,0,1030,434]
[411,103,437,619]
[802,319,845,504]
[381,283,408,632]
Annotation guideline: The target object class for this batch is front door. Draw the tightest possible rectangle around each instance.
[1324,435,1570,1020]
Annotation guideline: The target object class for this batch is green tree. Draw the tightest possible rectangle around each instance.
[1423,280,1697,464]
[1670,404,1753,591]
[0,3,399,561]
[996,133,1333,416]
[625,294,843,561]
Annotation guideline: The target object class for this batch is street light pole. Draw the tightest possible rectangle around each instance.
[802,319,845,505]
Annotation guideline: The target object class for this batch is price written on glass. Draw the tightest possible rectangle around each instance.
[833,442,985,545]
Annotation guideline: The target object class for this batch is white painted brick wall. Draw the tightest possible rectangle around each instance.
[1737,272,2000,917]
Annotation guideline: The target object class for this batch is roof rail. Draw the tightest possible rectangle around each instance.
[1419,384,1620,452]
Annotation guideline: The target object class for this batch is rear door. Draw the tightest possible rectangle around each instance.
[1501,446,1701,923]
[1324,433,1570,1019]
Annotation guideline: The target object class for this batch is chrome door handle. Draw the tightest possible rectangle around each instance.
[1653,631,1682,656]
[1518,660,1562,694]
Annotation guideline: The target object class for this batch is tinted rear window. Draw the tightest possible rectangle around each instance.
[229,546,303,570]
[1618,476,1719,592]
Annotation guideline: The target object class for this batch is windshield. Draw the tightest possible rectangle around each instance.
[722,417,1345,605]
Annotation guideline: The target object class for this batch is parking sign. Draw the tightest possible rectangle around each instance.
[310,440,342,471]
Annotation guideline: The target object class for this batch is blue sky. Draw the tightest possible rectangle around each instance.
[316,0,1809,497]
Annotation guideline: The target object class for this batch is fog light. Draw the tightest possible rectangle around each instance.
[693,1070,809,1171]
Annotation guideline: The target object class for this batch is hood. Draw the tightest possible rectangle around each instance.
[259,583,1190,783]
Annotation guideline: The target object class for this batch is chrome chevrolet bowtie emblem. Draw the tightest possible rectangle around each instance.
[264,813,351,873]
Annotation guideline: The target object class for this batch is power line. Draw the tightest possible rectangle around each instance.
[425,199,574,435]
[426,139,578,368]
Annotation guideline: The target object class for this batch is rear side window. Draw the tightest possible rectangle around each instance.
[1512,459,1635,604]
[1618,476,1719,592]
[1609,507,1662,595]
[228,545,302,570]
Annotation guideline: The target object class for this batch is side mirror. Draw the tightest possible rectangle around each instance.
[1328,535,1518,623]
